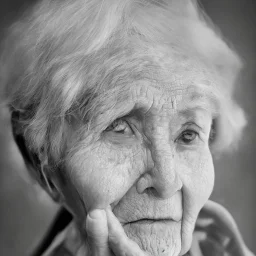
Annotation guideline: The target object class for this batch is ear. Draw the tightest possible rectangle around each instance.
[11,110,64,203]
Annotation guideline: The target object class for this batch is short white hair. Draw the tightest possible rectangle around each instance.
[0,0,246,165]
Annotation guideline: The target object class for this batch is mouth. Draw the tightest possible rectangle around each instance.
[124,218,179,226]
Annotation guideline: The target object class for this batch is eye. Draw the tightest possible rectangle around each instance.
[105,119,134,136]
[177,129,199,144]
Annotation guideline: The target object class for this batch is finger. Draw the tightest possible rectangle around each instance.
[199,201,252,256]
[199,237,226,256]
[64,223,84,255]
[199,200,239,236]
[195,219,253,256]
[189,234,205,256]
[195,222,231,249]
[106,208,147,256]
[195,217,214,228]
[86,209,112,256]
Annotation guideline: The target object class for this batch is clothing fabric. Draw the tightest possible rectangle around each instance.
[32,201,254,256]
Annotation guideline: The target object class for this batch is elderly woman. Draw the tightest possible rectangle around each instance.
[0,0,254,255]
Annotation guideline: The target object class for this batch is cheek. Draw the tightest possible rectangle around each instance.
[191,150,214,204]
[65,142,144,212]
[178,148,214,254]
[179,148,214,206]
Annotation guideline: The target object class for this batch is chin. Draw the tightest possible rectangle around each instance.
[123,220,182,256]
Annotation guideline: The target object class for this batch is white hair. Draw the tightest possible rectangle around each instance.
[0,0,246,165]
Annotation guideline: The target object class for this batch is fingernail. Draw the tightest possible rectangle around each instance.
[88,209,105,220]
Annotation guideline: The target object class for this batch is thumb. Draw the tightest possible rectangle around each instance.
[106,208,147,256]
[86,209,112,256]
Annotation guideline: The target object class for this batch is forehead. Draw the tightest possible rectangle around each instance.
[105,50,218,111]
[91,81,219,131]
[144,44,217,88]
[129,82,218,117]
[78,46,220,125]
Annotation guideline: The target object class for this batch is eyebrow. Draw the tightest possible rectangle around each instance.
[89,85,221,130]
[179,89,220,118]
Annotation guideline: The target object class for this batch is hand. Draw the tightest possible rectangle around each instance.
[194,200,255,256]
[85,207,147,256]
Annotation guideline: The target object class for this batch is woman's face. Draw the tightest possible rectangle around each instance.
[56,53,216,256]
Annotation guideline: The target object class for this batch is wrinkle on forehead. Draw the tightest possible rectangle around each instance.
[145,44,219,89]
[130,81,219,113]
[73,44,221,132]
[89,81,220,133]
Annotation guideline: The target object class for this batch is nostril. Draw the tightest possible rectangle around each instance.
[144,186,177,199]
[144,187,159,197]
[138,183,179,200]
[136,173,154,194]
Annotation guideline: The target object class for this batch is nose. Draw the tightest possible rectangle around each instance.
[138,140,182,199]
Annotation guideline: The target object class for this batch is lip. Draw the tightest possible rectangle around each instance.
[124,218,178,226]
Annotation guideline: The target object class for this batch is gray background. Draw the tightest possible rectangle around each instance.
[0,0,255,255]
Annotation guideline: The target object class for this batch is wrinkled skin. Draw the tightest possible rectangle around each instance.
[52,53,216,256]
